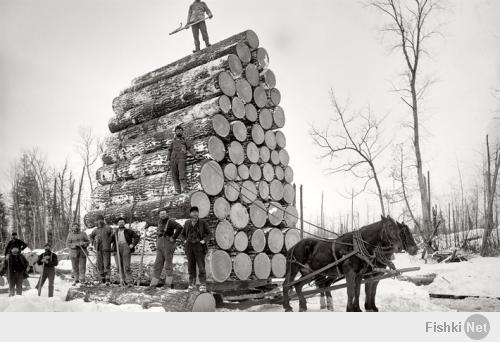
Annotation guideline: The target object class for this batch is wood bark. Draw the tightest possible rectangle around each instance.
[66,286,216,312]
[113,54,242,116]
[206,249,232,282]
[109,70,235,134]
[215,219,234,250]
[109,96,224,143]
[129,30,259,86]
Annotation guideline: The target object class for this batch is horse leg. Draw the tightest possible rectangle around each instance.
[326,291,334,311]
[345,269,356,312]
[282,263,299,312]
[295,281,308,312]
[319,292,327,309]
[369,280,380,312]
[352,274,363,312]
[364,281,374,312]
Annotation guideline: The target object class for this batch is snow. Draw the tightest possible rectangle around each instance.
[1,251,499,312]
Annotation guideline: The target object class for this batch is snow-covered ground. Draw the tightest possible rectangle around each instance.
[1,253,499,312]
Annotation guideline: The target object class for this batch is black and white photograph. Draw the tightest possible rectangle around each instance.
[0,1,499,338]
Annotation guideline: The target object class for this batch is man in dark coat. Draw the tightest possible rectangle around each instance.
[167,125,196,193]
[36,242,59,297]
[4,232,28,256]
[0,247,29,296]
[66,222,90,285]
[180,206,211,290]
[150,208,183,289]
[89,215,114,284]
[111,216,140,286]
[186,0,213,53]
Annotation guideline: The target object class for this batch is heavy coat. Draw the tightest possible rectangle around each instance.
[110,228,141,253]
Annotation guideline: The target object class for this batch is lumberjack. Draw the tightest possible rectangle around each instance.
[167,125,196,194]
[187,0,213,53]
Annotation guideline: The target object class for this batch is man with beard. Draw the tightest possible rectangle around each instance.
[89,215,114,285]
[149,208,183,289]
[66,222,90,285]
[4,232,28,256]
[35,242,59,297]
[111,216,140,287]
[0,247,29,296]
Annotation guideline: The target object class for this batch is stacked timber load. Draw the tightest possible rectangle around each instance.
[84,30,301,284]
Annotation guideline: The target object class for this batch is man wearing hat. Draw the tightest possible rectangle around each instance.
[66,222,90,285]
[111,216,140,286]
[167,125,196,194]
[180,206,211,290]
[4,232,28,256]
[0,246,29,296]
[150,208,183,289]
[35,242,59,297]
[89,215,114,284]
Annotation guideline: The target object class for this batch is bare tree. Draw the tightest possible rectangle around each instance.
[311,92,388,215]
[76,126,103,192]
[481,134,500,256]
[370,0,443,233]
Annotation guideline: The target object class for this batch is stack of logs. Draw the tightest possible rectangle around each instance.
[84,30,301,283]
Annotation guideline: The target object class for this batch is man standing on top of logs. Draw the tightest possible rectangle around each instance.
[180,206,211,291]
[149,208,183,289]
[35,242,58,297]
[167,125,197,194]
[187,0,213,53]
[4,232,28,256]
[111,216,140,287]
[66,222,90,286]
[89,215,114,285]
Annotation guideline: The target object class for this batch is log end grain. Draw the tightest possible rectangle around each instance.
[250,229,266,253]
[213,197,231,220]
[271,253,287,278]
[200,160,224,196]
[233,253,252,281]
[253,252,271,279]
[230,202,249,229]
[206,249,232,282]
[215,220,235,249]
[190,191,211,218]
[234,230,249,252]
[218,71,236,97]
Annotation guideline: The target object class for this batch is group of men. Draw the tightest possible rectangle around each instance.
[0,233,58,297]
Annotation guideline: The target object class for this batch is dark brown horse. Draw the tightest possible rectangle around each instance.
[282,216,408,312]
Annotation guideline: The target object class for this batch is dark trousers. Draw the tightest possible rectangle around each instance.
[8,272,24,297]
[170,158,187,193]
[70,247,87,282]
[153,238,176,279]
[96,250,111,281]
[191,21,209,50]
[114,243,133,284]
[37,267,55,297]
[185,242,206,285]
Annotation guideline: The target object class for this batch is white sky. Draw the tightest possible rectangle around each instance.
[1,0,499,228]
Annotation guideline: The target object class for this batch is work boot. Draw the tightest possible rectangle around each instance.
[192,46,200,53]
[149,277,160,288]
[72,280,80,286]
[164,276,173,290]
[319,296,327,310]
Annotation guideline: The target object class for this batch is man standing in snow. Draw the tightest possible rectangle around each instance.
[180,206,211,290]
[66,222,90,285]
[4,232,28,256]
[167,125,196,194]
[111,217,140,287]
[36,242,58,297]
[0,247,29,296]
[89,215,114,285]
[149,208,183,289]
[186,0,213,53]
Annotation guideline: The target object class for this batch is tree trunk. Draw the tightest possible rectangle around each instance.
[128,30,259,87]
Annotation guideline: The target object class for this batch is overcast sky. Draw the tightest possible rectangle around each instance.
[1,0,499,228]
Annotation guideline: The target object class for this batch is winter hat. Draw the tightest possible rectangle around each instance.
[175,125,183,131]
[190,206,199,213]
[96,214,105,220]
[44,242,51,248]
[11,232,17,236]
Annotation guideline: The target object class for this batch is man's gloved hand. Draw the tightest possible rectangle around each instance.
[129,244,134,250]
[200,240,205,245]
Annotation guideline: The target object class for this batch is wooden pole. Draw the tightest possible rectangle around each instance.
[72,166,85,224]
[300,185,304,239]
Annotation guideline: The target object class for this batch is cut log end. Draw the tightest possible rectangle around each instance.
[249,200,267,228]
[200,160,224,196]
[236,42,252,65]
[213,197,231,220]
[271,253,287,278]
[208,136,226,162]
[190,191,211,218]
[234,230,249,252]
[235,78,253,103]
[218,71,236,97]
[228,141,245,165]
[244,103,258,122]
[215,220,234,250]
[245,63,260,87]
[231,97,245,119]
[259,108,273,130]
[206,250,232,283]
[265,227,284,253]
[284,228,301,250]
[218,95,232,114]
[230,202,249,229]
[212,114,231,138]
[253,253,271,279]
[233,253,252,280]
[251,229,266,253]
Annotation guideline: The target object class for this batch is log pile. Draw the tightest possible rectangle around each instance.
[84,30,300,285]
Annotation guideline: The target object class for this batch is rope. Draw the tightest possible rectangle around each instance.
[203,159,339,238]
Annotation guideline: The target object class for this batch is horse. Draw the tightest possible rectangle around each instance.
[282,215,404,312]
